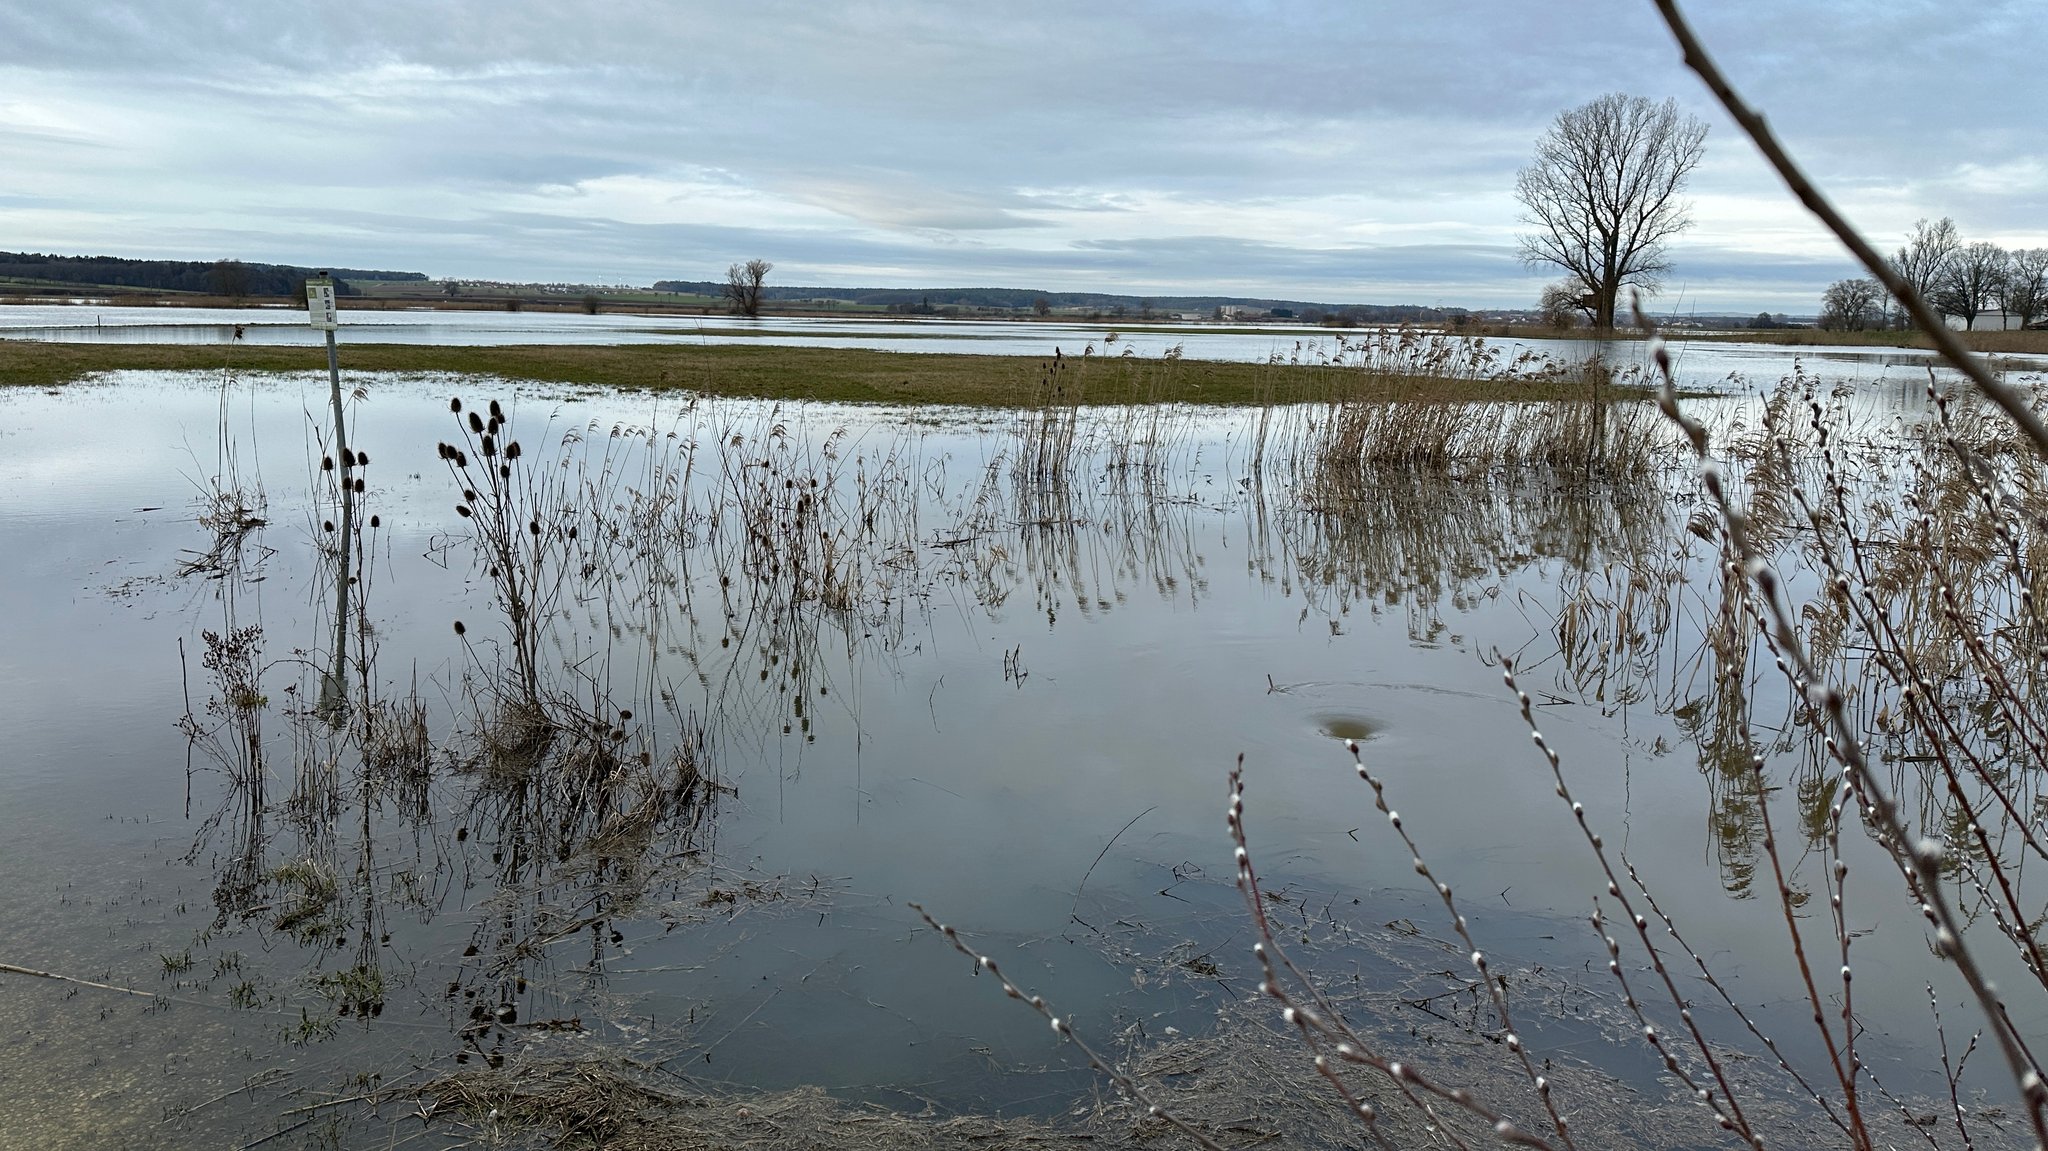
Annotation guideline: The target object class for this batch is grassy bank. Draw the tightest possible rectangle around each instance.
[0,339,1638,406]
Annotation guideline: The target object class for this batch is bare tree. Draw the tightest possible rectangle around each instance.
[1933,240,2006,330]
[1998,247,2048,330]
[1538,281,1591,329]
[1515,93,1708,329]
[1818,276,1884,331]
[1883,217,1958,328]
[724,258,773,317]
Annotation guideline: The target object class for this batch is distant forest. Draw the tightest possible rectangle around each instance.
[651,280,1453,321]
[0,252,427,297]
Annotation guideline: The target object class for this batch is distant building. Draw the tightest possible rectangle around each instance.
[1947,310,2028,331]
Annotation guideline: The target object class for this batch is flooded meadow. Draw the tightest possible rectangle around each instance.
[3,346,2047,1149]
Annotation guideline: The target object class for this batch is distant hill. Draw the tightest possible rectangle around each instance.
[0,252,427,298]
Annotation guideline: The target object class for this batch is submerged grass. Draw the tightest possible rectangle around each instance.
[0,338,1657,406]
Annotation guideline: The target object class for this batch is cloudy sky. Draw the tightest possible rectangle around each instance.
[1,2,2043,312]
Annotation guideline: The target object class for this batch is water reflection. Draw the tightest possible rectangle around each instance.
[158,383,1698,1088]
[5,370,2044,1144]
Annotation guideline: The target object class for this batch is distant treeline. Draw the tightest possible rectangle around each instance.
[651,280,1451,321]
[0,252,427,297]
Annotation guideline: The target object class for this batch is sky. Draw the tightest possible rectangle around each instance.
[0,2,2043,314]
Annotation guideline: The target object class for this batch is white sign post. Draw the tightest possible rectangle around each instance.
[306,276,339,331]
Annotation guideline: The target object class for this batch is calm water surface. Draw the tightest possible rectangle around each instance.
[0,371,2033,1147]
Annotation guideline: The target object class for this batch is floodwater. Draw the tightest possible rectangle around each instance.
[2,301,2042,393]
[0,370,2040,1148]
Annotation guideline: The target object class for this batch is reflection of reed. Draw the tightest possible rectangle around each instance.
[1503,368,2048,954]
[1283,471,1670,628]
[550,393,1683,756]
[165,392,725,1067]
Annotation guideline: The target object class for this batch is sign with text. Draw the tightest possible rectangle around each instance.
[306,276,338,331]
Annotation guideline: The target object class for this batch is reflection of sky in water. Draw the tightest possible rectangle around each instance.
[4,304,2043,393]
[0,372,2034,1145]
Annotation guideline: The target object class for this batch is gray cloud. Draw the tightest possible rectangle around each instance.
[0,1,2041,312]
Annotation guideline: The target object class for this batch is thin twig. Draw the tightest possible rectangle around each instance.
[1069,805,1157,931]
[1649,0,2048,462]
[0,961,157,998]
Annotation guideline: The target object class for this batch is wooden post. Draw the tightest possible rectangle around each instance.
[309,275,353,721]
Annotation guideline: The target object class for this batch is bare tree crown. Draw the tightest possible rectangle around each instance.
[725,258,773,317]
[1515,93,1708,329]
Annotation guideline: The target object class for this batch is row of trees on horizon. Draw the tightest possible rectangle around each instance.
[1818,219,2048,331]
[0,251,425,298]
